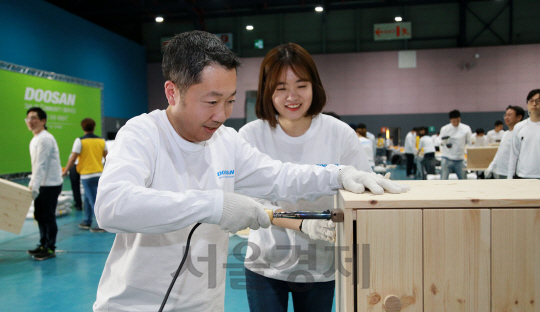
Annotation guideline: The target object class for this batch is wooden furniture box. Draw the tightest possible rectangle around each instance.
[0,178,33,234]
[335,179,540,312]
[466,146,498,171]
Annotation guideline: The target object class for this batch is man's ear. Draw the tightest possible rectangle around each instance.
[164,81,177,106]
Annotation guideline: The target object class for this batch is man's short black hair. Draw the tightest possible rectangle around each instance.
[507,105,525,119]
[27,107,47,130]
[449,109,461,119]
[494,120,503,127]
[356,123,366,129]
[162,30,241,95]
[475,128,485,135]
[526,89,540,102]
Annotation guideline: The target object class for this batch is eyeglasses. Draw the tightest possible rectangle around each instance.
[25,117,39,122]
[528,99,540,105]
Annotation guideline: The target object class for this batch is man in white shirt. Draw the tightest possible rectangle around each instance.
[356,124,375,168]
[486,120,505,144]
[404,128,418,178]
[485,105,525,179]
[25,107,63,261]
[439,110,472,179]
[417,127,436,177]
[508,89,540,179]
[93,30,409,312]
[471,128,489,147]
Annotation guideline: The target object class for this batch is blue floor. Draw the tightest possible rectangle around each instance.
[0,166,414,311]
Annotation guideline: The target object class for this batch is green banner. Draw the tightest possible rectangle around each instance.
[0,69,102,174]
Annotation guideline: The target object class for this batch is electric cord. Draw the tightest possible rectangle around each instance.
[158,222,201,312]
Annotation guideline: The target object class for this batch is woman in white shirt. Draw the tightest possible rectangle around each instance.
[239,43,372,312]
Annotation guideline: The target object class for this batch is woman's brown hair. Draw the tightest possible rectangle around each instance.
[255,43,326,128]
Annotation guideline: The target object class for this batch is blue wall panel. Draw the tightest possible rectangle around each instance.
[0,0,147,119]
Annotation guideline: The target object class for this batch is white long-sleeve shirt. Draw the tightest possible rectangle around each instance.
[359,137,375,166]
[507,119,540,178]
[486,130,512,176]
[487,129,505,144]
[404,132,417,154]
[238,114,371,283]
[93,110,343,312]
[418,136,436,154]
[439,123,472,160]
[28,130,63,189]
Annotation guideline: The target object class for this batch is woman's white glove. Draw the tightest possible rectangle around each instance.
[220,193,271,233]
[301,219,336,242]
[338,166,410,195]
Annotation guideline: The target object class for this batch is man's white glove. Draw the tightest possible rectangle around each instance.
[301,219,336,242]
[338,166,410,195]
[220,193,271,233]
[31,188,40,200]
[484,162,495,178]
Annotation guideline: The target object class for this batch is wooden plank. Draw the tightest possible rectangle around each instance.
[0,178,33,234]
[339,179,540,209]
[356,209,423,312]
[466,146,498,170]
[424,209,491,312]
[336,196,355,312]
[492,209,540,312]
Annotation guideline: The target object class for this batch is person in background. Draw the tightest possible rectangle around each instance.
[508,89,540,179]
[357,124,376,169]
[376,133,386,158]
[432,131,441,152]
[471,128,488,146]
[25,107,63,261]
[418,126,436,177]
[404,127,417,178]
[385,135,394,160]
[485,105,525,179]
[68,159,83,211]
[62,118,108,232]
[486,120,505,144]
[439,110,472,180]
[239,43,373,312]
[91,30,409,312]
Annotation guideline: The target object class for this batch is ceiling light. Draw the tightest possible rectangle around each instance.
[246,25,254,30]
[156,16,164,23]
[315,6,324,12]
[395,16,402,22]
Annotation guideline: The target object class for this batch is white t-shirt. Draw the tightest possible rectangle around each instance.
[239,114,372,283]
[404,132,417,154]
[471,134,489,147]
[418,136,436,154]
[487,129,505,144]
[439,123,472,160]
[366,132,376,156]
[29,130,63,189]
[487,130,512,176]
[93,110,343,312]
[508,119,540,178]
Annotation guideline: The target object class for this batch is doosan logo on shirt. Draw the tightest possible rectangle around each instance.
[316,164,339,167]
[217,170,235,178]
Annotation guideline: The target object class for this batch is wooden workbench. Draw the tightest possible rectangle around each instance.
[335,179,540,312]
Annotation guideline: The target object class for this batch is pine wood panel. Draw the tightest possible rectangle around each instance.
[466,146,498,170]
[338,180,540,209]
[492,209,540,312]
[356,209,423,312]
[336,198,356,312]
[0,178,33,234]
[424,209,491,312]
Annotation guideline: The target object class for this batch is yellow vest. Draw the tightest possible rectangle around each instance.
[77,134,105,175]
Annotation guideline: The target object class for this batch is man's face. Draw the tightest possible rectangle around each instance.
[495,124,504,132]
[25,111,46,133]
[450,117,460,127]
[527,93,540,118]
[477,133,484,137]
[165,65,236,143]
[504,109,521,127]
